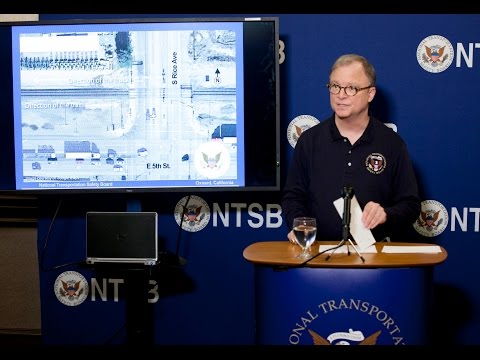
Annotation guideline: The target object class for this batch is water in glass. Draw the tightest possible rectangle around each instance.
[293,217,317,258]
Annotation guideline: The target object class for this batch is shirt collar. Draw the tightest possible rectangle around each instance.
[328,114,376,144]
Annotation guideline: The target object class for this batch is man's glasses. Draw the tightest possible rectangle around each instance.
[326,83,373,96]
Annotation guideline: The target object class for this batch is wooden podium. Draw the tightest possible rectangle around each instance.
[243,241,447,346]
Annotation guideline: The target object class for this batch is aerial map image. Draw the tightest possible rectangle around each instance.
[16,22,243,190]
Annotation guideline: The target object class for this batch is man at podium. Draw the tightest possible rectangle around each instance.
[282,54,421,243]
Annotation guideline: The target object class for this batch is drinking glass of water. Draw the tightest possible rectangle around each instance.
[293,217,317,259]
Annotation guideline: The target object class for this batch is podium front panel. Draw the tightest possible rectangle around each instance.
[254,265,432,345]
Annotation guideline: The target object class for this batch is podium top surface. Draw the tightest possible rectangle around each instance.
[243,241,448,268]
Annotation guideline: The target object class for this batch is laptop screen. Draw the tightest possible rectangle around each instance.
[86,211,158,265]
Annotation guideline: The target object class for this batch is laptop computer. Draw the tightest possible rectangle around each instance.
[86,211,158,266]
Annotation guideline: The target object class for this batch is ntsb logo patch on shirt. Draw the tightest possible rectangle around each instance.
[365,153,386,174]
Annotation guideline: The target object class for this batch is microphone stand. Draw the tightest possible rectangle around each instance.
[326,186,365,263]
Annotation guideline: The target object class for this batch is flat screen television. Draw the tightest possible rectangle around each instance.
[0,16,280,194]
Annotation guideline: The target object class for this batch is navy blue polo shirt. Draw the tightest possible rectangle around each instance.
[281,115,420,242]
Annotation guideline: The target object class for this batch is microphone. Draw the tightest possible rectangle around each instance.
[325,185,364,263]
[326,185,364,263]
[341,186,354,241]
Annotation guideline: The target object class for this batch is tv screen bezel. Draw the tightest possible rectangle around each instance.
[0,16,280,194]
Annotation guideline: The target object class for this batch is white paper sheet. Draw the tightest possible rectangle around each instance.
[319,244,378,254]
[381,245,442,254]
[333,195,377,251]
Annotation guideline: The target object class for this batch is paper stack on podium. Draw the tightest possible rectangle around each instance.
[381,245,442,253]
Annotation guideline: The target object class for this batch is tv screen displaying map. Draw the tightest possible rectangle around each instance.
[0,17,279,193]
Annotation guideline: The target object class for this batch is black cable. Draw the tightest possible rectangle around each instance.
[40,197,62,272]
[40,197,84,272]
[104,323,127,345]
[301,237,387,266]
[298,241,348,267]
